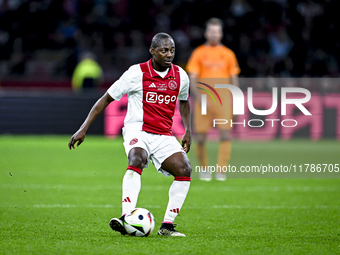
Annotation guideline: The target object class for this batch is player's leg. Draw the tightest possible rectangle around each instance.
[216,129,231,181]
[215,95,233,181]
[122,147,148,214]
[110,147,148,235]
[110,130,149,235]
[196,133,208,166]
[196,132,212,181]
[193,101,211,181]
[158,152,191,236]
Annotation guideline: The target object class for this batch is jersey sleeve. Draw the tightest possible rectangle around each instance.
[107,64,141,101]
[186,47,201,75]
[178,67,190,101]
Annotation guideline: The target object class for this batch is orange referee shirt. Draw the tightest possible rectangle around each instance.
[186,44,240,78]
[187,44,240,131]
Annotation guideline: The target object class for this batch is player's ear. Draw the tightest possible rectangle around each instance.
[149,47,154,55]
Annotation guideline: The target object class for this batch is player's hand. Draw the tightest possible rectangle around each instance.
[68,129,86,150]
[181,131,191,153]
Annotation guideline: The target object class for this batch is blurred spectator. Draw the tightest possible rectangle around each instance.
[268,27,292,60]
[71,51,103,91]
[230,0,252,18]
[268,26,293,76]
[0,0,338,81]
[296,0,323,26]
[0,28,10,59]
[8,38,27,75]
[247,29,271,76]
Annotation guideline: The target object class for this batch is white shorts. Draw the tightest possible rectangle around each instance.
[122,128,185,176]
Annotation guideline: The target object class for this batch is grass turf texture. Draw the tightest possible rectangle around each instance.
[0,136,339,254]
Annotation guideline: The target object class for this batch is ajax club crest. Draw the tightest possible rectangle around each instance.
[129,138,138,145]
[168,80,178,90]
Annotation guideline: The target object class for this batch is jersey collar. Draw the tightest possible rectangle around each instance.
[146,59,175,79]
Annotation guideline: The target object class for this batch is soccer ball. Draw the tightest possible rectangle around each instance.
[123,208,155,237]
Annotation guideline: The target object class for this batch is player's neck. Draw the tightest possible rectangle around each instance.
[154,68,169,78]
[206,42,222,47]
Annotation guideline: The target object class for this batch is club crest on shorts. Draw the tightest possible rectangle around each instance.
[129,138,138,145]
[168,80,178,90]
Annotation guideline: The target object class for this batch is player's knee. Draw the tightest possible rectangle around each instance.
[220,136,231,142]
[197,139,205,146]
[196,133,206,146]
[220,130,231,141]
[129,155,147,169]
[178,163,192,177]
[128,148,148,169]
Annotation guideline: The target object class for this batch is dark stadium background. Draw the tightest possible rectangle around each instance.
[1,2,339,253]
[0,0,339,136]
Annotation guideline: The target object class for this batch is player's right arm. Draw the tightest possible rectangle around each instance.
[188,72,201,103]
[186,48,202,102]
[68,92,114,149]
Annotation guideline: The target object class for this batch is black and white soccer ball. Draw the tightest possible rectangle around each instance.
[123,208,155,237]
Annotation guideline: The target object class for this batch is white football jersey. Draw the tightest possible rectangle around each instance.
[107,59,189,136]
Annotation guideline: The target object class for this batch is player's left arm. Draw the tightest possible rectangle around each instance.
[229,50,240,87]
[230,53,240,121]
[179,100,191,153]
[68,92,114,149]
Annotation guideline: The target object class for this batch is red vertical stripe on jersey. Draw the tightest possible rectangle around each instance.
[140,59,181,136]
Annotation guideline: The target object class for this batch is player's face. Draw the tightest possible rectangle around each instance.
[150,38,175,71]
[205,24,223,46]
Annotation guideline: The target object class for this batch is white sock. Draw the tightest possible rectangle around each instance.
[163,177,191,224]
[122,168,141,215]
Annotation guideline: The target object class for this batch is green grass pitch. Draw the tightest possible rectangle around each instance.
[1,136,339,254]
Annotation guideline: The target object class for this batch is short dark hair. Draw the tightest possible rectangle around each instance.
[205,17,224,30]
[151,33,174,48]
